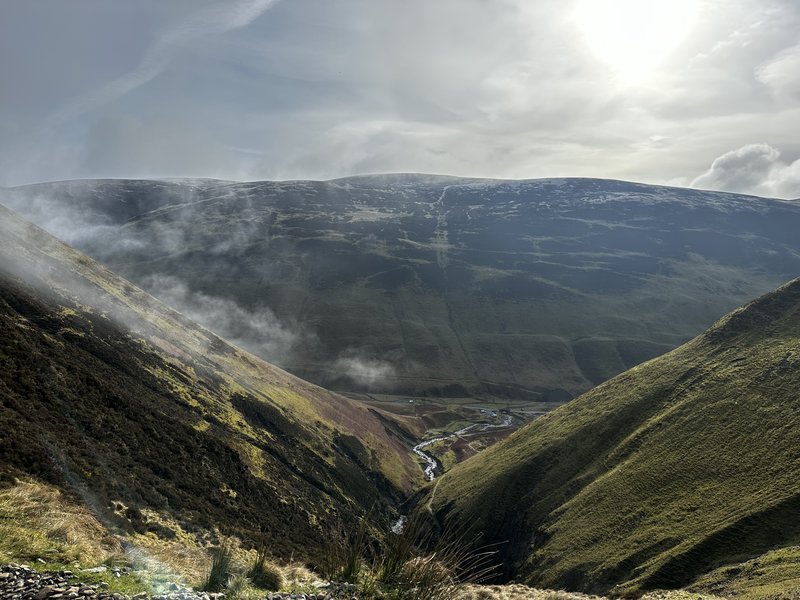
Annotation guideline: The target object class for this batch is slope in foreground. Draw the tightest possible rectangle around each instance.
[430,277,800,596]
[0,203,417,564]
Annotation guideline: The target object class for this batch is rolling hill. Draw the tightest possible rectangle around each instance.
[0,203,418,563]
[427,277,800,597]
[4,176,800,402]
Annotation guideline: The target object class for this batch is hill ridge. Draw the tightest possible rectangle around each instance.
[4,177,799,401]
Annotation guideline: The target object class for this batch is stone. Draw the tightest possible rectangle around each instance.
[34,587,56,600]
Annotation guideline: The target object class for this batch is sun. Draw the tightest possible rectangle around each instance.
[573,0,698,81]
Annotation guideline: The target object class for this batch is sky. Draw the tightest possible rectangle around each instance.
[1,0,799,198]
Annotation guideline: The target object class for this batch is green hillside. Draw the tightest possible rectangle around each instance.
[0,204,418,563]
[6,176,800,402]
[428,277,800,596]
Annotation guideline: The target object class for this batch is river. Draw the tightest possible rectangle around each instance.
[412,413,514,481]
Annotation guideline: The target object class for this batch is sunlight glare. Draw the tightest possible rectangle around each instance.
[574,0,698,81]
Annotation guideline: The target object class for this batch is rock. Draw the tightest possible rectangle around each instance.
[83,567,109,574]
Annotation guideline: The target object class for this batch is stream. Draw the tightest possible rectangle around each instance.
[412,413,514,481]
[392,414,514,534]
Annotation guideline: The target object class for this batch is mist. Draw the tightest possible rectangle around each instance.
[142,274,305,365]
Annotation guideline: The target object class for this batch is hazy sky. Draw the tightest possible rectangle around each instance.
[1,0,799,197]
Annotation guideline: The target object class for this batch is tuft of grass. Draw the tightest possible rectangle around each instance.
[316,513,372,583]
[378,514,497,600]
[248,544,284,591]
[225,573,253,600]
[320,511,497,600]
[203,543,234,592]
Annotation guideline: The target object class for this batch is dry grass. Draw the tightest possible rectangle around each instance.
[0,479,121,565]
[456,584,607,600]
[126,532,210,587]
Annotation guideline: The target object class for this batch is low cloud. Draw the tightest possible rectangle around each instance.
[333,354,396,389]
[143,274,304,365]
[691,143,800,199]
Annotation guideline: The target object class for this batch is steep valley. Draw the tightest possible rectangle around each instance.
[2,178,800,599]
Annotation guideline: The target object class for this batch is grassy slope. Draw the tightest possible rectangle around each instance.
[0,204,417,563]
[429,278,800,596]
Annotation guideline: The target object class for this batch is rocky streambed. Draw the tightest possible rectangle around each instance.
[0,564,359,600]
[413,413,515,480]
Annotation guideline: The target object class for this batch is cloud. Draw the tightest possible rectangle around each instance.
[142,274,304,365]
[46,0,281,128]
[691,143,800,198]
[756,41,800,99]
[3,0,800,188]
[333,354,396,389]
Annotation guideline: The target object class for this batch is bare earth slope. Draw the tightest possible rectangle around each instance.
[4,176,800,400]
[429,278,800,596]
[0,204,417,563]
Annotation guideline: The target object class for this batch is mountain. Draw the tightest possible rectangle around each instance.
[427,277,800,596]
[4,176,800,402]
[0,203,418,563]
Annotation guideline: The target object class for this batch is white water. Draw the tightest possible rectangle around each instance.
[391,515,407,534]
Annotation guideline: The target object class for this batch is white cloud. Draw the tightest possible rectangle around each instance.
[141,274,304,365]
[333,354,395,389]
[691,143,800,198]
[756,41,800,99]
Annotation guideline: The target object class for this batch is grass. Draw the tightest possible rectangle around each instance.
[203,543,234,592]
[688,545,800,599]
[248,545,284,591]
[0,479,150,595]
[0,479,118,565]
[430,278,800,596]
[316,512,498,600]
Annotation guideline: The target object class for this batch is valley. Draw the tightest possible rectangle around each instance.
[1,179,800,599]
[5,1,800,597]
[351,393,544,479]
